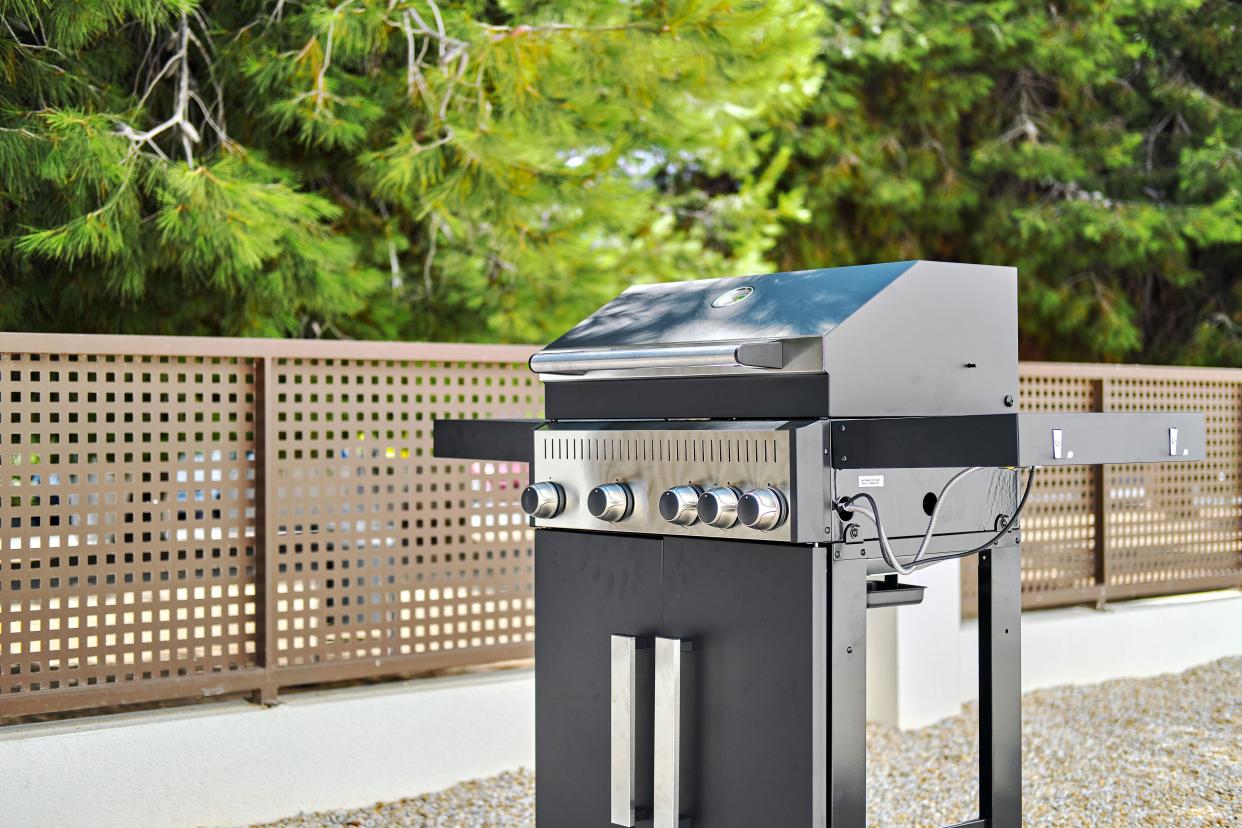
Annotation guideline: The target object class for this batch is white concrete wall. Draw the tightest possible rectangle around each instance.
[0,669,535,828]
[866,560,963,729]
[959,589,1242,702]
[868,584,1242,728]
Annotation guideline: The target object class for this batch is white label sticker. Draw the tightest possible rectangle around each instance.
[858,474,885,488]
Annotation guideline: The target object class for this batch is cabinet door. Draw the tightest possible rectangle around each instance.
[660,538,827,828]
[536,529,663,828]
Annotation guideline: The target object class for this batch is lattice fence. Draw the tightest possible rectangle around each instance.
[265,355,537,687]
[0,335,539,717]
[1,335,1238,717]
[0,351,261,708]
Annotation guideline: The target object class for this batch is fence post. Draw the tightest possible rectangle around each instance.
[253,356,279,705]
[1092,377,1111,609]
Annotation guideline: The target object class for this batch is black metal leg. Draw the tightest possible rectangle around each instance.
[829,554,868,827]
[978,544,1022,827]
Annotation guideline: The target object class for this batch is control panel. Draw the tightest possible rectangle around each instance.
[524,420,825,542]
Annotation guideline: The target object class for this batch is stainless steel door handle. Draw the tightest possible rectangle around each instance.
[611,634,645,827]
[654,636,691,828]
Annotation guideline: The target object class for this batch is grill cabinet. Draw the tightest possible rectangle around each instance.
[434,260,1203,828]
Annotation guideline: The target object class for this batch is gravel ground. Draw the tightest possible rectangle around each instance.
[867,657,1240,827]
[248,770,535,828]
[249,657,1240,828]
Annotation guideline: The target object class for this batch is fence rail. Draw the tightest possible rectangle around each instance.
[0,334,1238,718]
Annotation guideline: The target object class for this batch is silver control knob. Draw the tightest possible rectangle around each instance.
[588,483,634,523]
[659,485,704,526]
[697,486,743,529]
[521,482,565,519]
[738,487,788,531]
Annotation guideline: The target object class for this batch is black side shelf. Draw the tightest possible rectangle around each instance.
[433,418,543,464]
[832,414,1019,470]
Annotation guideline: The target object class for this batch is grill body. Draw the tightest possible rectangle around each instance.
[434,260,1204,828]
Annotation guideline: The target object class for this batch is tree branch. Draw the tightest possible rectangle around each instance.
[117,14,208,166]
[400,10,435,107]
[422,213,440,295]
[314,0,356,112]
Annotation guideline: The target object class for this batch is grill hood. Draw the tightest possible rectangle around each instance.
[530,260,1019,417]
[541,261,914,352]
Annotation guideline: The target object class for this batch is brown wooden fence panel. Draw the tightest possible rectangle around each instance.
[0,347,263,714]
[1,335,1238,717]
[265,354,539,691]
[0,335,539,717]
[1102,369,1242,599]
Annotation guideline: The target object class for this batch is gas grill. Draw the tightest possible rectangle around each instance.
[435,260,1203,828]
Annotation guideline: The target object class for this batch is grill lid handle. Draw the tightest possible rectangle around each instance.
[529,340,785,375]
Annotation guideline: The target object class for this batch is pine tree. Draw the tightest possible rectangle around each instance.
[0,0,823,340]
[778,0,1242,366]
[5,1,1238,365]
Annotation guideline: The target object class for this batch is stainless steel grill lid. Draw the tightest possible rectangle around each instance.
[529,259,1020,418]
[541,262,914,351]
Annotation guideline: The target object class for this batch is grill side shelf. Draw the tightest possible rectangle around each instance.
[433,418,544,463]
[1016,412,1205,466]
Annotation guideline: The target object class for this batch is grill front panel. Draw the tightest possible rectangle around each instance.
[531,423,796,542]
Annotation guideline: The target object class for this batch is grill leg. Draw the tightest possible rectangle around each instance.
[979,544,1022,827]
[829,555,868,827]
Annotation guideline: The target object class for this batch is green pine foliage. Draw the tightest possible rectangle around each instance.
[1,0,1239,365]
[779,0,1242,365]
[0,0,822,339]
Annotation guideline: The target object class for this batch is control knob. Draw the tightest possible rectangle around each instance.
[588,482,634,523]
[738,487,788,531]
[697,486,743,529]
[659,485,704,526]
[521,482,565,519]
